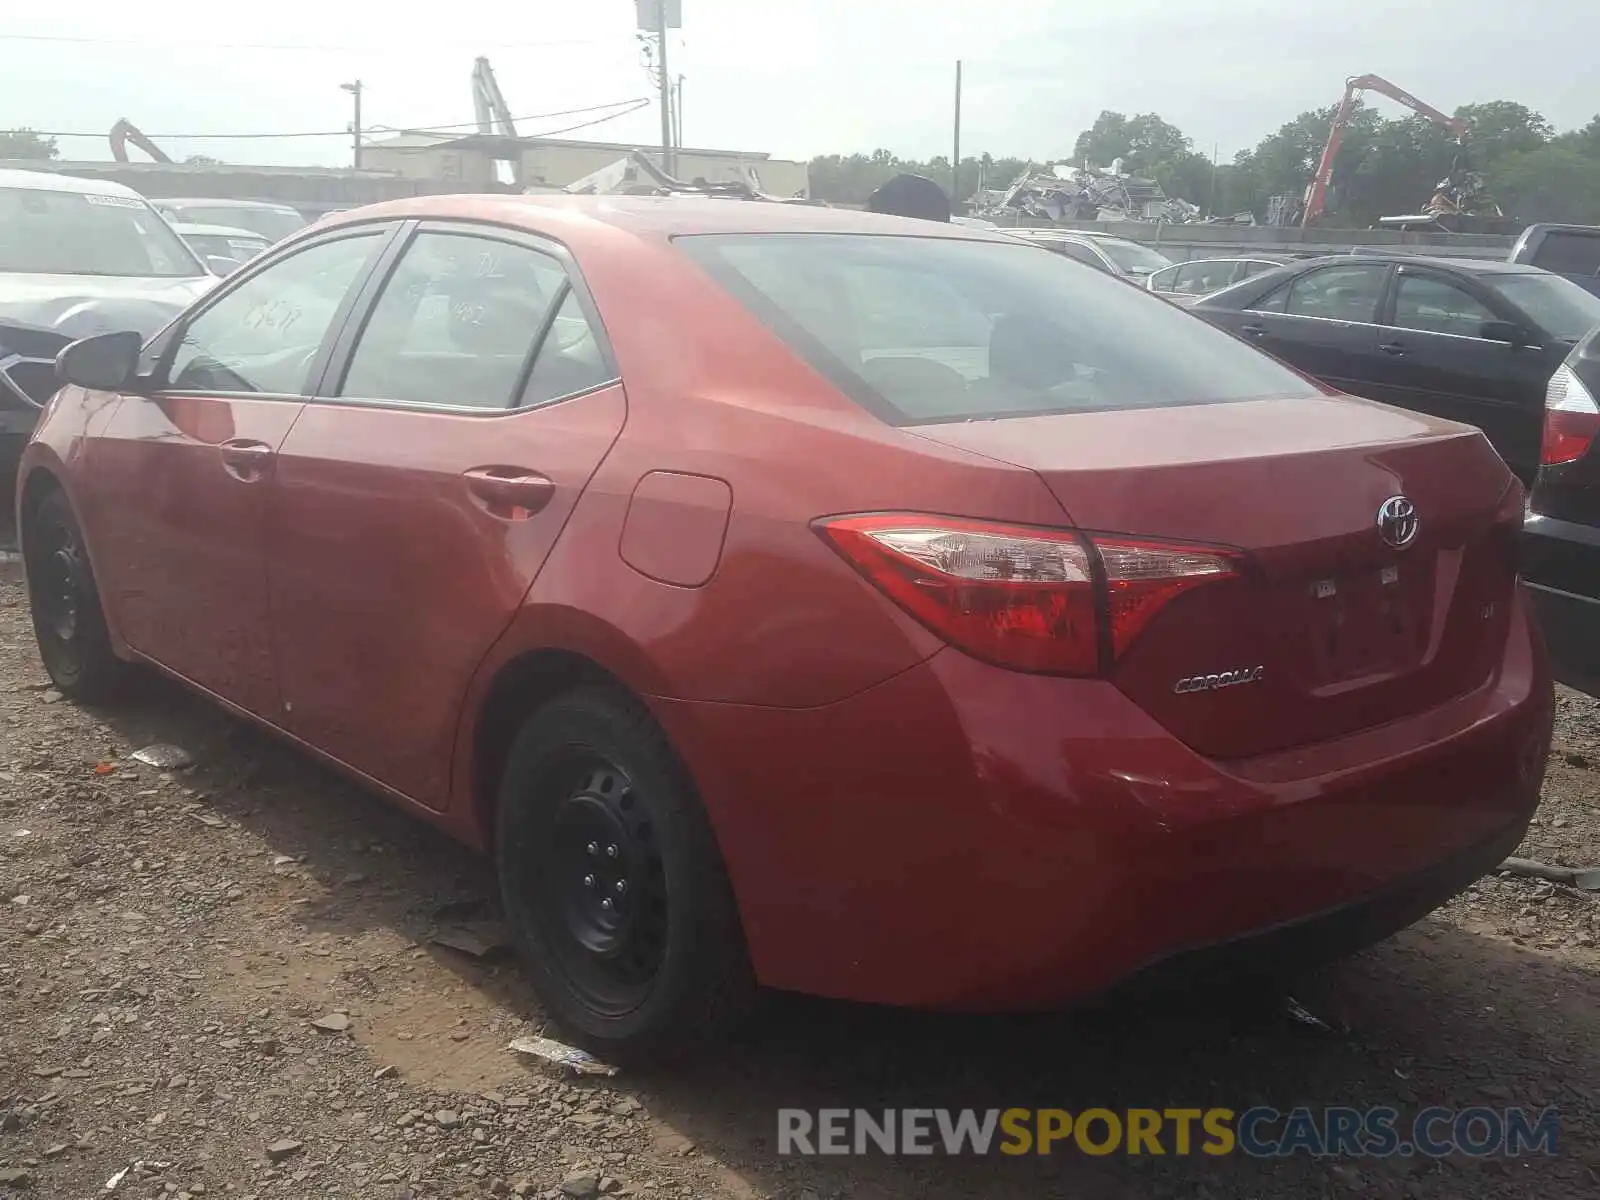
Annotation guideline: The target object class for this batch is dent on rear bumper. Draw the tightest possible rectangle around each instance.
[654,592,1551,1011]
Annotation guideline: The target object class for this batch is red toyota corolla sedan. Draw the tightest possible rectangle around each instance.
[18,196,1551,1059]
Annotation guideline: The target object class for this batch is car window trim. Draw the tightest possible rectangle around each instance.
[149,220,406,401]
[313,218,621,417]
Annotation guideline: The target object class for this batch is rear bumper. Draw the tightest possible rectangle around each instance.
[1118,815,1529,995]
[655,590,1551,1009]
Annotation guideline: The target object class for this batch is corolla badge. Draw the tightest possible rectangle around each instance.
[1173,666,1265,695]
[1376,495,1420,549]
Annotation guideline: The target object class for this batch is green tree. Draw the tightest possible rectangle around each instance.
[1486,145,1600,224]
[0,128,59,160]
[1455,101,1552,163]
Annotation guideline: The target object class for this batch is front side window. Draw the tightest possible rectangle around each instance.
[1391,274,1497,337]
[1147,264,1182,293]
[1281,264,1388,323]
[0,186,203,278]
[166,233,381,394]
[340,231,610,409]
[677,233,1319,425]
[1174,260,1238,296]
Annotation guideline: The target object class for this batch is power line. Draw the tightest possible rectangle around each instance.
[29,98,654,142]
[0,31,631,53]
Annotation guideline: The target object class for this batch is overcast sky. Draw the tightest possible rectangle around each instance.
[3,1,1596,168]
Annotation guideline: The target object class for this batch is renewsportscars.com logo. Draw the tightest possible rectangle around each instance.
[777,1106,1560,1158]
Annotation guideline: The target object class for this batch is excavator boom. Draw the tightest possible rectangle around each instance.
[109,119,171,164]
[1302,74,1469,227]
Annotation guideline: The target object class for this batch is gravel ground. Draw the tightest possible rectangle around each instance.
[1,560,1597,1199]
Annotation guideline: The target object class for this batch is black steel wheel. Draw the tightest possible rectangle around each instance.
[496,686,753,1060]
[22,485,122,700]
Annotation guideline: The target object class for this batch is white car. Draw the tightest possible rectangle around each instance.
[150,197,308,244]
[169,222,273,276]
[0,168,217,440]
[1003,227,1174,281]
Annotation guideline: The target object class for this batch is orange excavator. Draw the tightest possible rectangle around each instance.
[1301,74,1471,227]
[108,118,171,163]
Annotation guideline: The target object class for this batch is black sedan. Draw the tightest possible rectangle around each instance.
[1193,254,1600,483]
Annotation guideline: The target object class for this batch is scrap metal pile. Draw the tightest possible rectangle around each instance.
[554,150,818,205]
[974,161,1201,224]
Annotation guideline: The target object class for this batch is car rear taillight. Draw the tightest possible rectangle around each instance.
[816,514,1238,676]
[1542,364,1600,466]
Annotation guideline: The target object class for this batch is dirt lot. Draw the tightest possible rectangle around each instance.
[2,560,1597,1199]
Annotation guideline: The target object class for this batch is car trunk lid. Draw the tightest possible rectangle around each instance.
[909,395,1521,759]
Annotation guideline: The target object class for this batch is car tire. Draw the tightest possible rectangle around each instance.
[22,485,124,702]
[495,686,754,1062]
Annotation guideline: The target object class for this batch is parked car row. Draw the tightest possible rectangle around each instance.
[1192,253,1600,484]
[15,194,1553,1060]
[0,168,310,455]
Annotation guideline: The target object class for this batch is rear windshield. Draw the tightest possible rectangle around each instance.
[173,205,305,243]
[1490,272,1600,343]
[676,233,1319,424]
[1096,239,1173,275]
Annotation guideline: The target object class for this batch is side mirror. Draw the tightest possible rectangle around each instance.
[206,255,243,277]
[1481,319,1532,346]
[55,330,143,392]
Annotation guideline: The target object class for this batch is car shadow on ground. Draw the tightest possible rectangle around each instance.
[85,669,1600,1200]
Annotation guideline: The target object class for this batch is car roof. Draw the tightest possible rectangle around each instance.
[318,194,1020,244]
[1314,252,1543,276]
[0,166,149,200]
[156,197,302,214]
[170,222,271,239]
[1004,227,1140,246]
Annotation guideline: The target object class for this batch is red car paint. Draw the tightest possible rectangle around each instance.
[19,196,1551,1010]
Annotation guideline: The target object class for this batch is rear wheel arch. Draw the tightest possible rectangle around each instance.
[470,648,636,846]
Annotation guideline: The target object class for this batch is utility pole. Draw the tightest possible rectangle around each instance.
[341,80,363,169]
[1209,141,1219,217]
[674,74,685,151]
[656,4,674,176]
[952,61,963,210]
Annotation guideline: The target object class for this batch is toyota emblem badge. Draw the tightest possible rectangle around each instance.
[1376,495,1420,549]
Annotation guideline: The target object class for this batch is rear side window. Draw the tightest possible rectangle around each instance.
[1531,231,1600,277]
[676,233,1319,424]
[1391,273,1497,337]
[339,231,612,410]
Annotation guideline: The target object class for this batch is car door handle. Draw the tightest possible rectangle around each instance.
[1378,341,1409,356]
[463,466,555,516]
[219,438,275,482]
[1240,324,1268,338]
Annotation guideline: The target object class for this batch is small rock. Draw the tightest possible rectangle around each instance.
[0,1166,34,1187]
[41,689,62,704]
[562,1173,600,1199]
[450,1029,471,1042]
[42,1144,68,1159]
[434,1110,461,1130]
[374,1065,397,1080]
[265,1139,304,1162]
[598,1179,620,1195]
[130,743,194,769]
[311,1012,351,1034]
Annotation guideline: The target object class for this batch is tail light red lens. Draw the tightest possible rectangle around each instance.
[1542,364,1600,466]
[817,514,1238,676]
